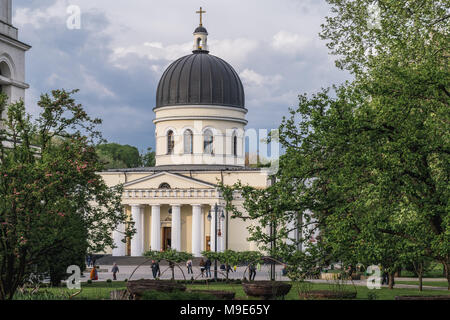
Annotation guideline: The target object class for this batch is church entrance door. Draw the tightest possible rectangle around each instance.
[162,227,172,251]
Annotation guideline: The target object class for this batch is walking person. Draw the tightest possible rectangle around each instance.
[90,265,98,281]
[199,259,206,278]
[111,263,119,281]
[86,255,92,268]
[151,260,160,279]
[205,259,212,278]
[382,271,389,285]
[186,259,193,274]
[249,263,256,281]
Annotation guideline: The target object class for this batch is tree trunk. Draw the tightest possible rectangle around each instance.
[388,272,395,289]
[443,262,450,291]
[419,273,423,292]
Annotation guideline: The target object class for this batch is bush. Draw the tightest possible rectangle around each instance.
[140,290,216,300]
[367,291,378,300]
[87,280,92,284]
[106,279,112,283]
[14,290,68,300]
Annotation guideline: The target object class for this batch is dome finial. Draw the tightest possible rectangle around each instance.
[193,7,209,53]
[196,7,206,27]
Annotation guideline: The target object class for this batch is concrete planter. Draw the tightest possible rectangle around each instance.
[127,280,186,299]
[242,281,292,300]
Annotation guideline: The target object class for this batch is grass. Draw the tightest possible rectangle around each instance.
[16,280,450,300]
[396,281,449,288]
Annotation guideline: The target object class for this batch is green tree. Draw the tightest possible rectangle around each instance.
[319,0,449,288]
[219,180,317,281]
[0,90,134,299]
[96,143,141,169]
[140,147,156,167]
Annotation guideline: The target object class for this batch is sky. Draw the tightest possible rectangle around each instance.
[13,0,351,152]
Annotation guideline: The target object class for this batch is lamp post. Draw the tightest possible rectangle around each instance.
[208,203,225,281]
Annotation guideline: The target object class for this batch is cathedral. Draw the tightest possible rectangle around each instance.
[103,9,270,257]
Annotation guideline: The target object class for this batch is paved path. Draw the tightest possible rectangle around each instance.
[80,265,448,291]
[83,264,288,282]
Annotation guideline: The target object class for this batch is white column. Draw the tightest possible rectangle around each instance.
[200,208,205,252]
[210,208,216,252]
[220,213,226,253]
[130,204,143,256]
[151,205,161,252]
[112,222,126,257]
[171,204,181,251]
[192,204,202,257]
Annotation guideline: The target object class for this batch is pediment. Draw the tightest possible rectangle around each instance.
[123,171,216,190]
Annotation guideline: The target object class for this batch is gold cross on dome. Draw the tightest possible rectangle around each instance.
[196,7,206,26]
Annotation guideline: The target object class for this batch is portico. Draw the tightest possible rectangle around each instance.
[111,172,228,257]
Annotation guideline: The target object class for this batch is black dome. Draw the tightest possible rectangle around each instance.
[194,26,208,34]
[156,52,245,109]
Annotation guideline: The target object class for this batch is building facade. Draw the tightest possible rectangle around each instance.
[103,17,271,257]
[0,0,30,109]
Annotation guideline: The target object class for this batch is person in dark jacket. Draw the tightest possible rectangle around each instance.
[151,260,160,279]
[249,264,257,281]
[205,259,212,278]
[199,259,206,277]
[111,263,119,280]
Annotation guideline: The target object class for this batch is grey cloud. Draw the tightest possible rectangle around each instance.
[13,0,350,151]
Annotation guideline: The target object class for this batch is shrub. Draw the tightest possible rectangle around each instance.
[106,279,112,283]
[367,291,378,300]
[87,280,92,284]
[13,290,68,300]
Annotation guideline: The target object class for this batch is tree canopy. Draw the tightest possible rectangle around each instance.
[0,90,134,299]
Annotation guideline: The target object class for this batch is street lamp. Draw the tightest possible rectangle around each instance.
[208,203,225,281]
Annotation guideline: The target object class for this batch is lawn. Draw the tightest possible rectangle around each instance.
[396,281,449,288]
[14,281,450,300]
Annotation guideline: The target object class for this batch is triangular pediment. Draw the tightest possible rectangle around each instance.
[123,171,216,190]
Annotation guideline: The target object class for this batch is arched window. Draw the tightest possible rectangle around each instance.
[184,129,193,154]
[167,130,174,155]
[197,38,203,50]
[0,61,11,78]
[159,183,171,189]
[204,129,213,155]
[232,133,238,157]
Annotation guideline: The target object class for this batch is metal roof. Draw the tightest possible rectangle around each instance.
[155,52,245,109]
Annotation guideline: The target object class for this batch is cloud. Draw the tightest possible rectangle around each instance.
[240,69,282,87]
[272,31,313,54]
[14,0,68,28]
[13,0,351,151]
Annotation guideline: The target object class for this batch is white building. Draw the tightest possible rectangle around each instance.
[0,0,30,109]
[102,12,272,257]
